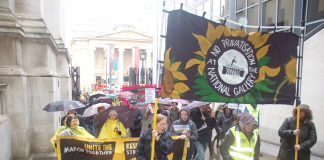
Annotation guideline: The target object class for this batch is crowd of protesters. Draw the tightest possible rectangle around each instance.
[50,91,317,160]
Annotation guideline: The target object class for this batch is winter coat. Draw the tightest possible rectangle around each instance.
[277,117,317,160]
[130,108,143,137]
[190,108,216,143]
[169,119,198,142]
[220,124,260,160]
[216,112,234,139]
[136,129,173,160]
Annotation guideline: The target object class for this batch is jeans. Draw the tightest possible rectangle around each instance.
[195,141,208,160]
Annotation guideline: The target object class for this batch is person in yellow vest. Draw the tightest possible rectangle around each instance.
[245,104,260,126]
[220,112,260,160]
[98,109,127,139]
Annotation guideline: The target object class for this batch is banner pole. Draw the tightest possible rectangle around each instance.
[151,1,166,159]
[150,93,159,160]
[294,14,306,160]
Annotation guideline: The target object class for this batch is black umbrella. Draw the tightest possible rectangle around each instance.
[43,100,86,112]
[97,105,135,128]
[89,93,106,100]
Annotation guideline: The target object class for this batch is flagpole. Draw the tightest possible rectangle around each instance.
[151,1,166,159]
[150,91,159,160]
[294,15,306,160]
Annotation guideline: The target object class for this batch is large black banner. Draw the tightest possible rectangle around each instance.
[56,136,188,160]
[161,10,299,104]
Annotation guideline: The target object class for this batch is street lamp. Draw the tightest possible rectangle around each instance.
[140,49,146,84]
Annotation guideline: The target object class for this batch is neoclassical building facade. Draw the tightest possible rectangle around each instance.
[0,0,70,159]
[70,28,154,92]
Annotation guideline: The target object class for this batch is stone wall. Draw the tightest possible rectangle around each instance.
[0,115,12,160]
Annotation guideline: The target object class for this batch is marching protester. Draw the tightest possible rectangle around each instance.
[190,103,216,160]
[213,104,225,147]
[98,109,127,139]
[93,106,107,137]
[60,109,85,128]
[129,99,143,137]
[51,114,94,153]
[220,112,260,160]
[169,107,198,160]
[214,104,234,146]
[136,114,173,160]
[277,104,317,160]
[169,100,179,124]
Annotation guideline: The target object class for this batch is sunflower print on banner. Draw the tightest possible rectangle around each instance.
[161,10,299,104]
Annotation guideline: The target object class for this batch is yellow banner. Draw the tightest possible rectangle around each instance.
[56,136,188,160]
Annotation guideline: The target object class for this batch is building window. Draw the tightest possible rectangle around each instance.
[278,0,294,26]
[306,0,324,33]
[0,85,6,115]
[237,0,246,11]
[0,90,3,114]
[247,5,259,32]
[222,0,230,17]
[248,0,258,6]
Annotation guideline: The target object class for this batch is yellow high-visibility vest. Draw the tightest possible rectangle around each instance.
[246,104,260,123]
[228,126,259,160]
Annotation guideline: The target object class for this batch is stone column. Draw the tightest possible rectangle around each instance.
[90,47,96,89]
[104,45,112,87]
[118,47,125,88]
[131,48,136,68]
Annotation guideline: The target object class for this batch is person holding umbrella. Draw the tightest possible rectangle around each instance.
[93,105,109,137]
[136,114,173,160]
[98,109,127,139]
[50,114,94,153]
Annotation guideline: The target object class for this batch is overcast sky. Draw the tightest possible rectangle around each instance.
[64,0,156,43]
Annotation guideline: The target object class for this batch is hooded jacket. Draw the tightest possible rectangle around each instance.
[277,105,317,160]
[169,108,198,142]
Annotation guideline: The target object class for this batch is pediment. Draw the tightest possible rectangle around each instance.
[92,30,152,41]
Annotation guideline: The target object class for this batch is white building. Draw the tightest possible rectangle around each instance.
[70,27,154,92]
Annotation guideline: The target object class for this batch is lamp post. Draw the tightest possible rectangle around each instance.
[140,49,146,84]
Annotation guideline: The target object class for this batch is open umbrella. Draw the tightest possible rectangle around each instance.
[82,103,111,117]
[186,101,211,110]
[96,97,113,104]
[172,99,189,105]
[43,100,86,112]
[89,93,106,100]
[96,105,135,128]
[158,98,172,105]
[118,91,136,99]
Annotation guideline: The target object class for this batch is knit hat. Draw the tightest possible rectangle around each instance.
[239,112,257,128]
